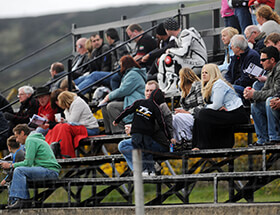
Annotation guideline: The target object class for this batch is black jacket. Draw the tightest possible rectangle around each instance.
[90,43,111,72]
[115,89,170,139]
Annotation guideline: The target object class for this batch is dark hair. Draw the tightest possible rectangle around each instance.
[91,32,100,38]
[105,28,119,41]
[50,89,63,110]
[7,135,20,149]
[260,46,280,62]
[127,24,143,32]
[120,55,141,73]
[52,62,64,73]
[264,32,280,45]
[13,124,31,136]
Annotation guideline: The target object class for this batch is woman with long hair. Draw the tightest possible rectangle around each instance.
[256,5,280,35]
[172,67,204,142]
[100,55,146,134]
[218,27,239,73]
[192,64,248,150]
[45,91,99,158]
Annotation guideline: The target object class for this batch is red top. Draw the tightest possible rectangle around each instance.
[248,0,275,9]
[37,100,56,122]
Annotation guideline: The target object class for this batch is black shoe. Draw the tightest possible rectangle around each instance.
[265,140,280,146]
[7,199,32,209]
[248,142,264,147]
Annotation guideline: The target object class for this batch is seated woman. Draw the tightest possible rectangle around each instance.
[173,67,204,142]
[192,64,248,150]
[218,27,239,74]
[100,55,146,134]
[45,91,99,158]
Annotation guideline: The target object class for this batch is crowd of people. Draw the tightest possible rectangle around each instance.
[0,3,280,208]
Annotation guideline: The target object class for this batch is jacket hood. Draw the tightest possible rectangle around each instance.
[150,88,165,105]
[28,132,45,141]
[124,67,147,82]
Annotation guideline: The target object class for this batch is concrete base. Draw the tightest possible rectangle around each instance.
[2,203,280,215]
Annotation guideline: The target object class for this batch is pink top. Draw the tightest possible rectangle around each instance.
[221,0,235,18]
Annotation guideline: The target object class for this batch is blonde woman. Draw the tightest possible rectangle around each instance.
[256,5,280,35]
[172,67,204,142]
[218,27,239,73]
[45,91,99,158]
[192,64,248,150]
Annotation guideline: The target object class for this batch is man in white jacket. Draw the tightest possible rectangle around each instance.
[157,18,207,95]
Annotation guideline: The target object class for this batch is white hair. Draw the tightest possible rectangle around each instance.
[18,86,34,95]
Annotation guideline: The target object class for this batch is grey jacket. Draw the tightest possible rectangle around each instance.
[253,61,280,102]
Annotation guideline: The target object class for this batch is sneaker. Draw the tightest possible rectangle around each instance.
[6,199,32,209]
[142,170,156,177]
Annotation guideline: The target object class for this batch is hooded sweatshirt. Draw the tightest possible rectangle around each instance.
[14,133,61,173]
[115,89,170,139]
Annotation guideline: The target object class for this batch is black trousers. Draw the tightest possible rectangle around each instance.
[192,106,248,149]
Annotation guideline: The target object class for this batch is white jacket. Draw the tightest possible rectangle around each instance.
[64,96,98,129]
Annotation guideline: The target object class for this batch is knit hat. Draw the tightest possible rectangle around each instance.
[156,23,167,36]
[163,18,180,31]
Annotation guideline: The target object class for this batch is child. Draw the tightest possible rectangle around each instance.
[113,89,172,174]
[0,135,25,186]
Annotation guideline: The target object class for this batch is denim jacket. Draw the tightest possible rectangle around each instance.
[206,79,243,111]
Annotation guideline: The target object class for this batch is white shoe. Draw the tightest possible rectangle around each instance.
[142,170,156,177]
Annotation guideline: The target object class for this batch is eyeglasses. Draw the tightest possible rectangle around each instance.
[17,93,26,97]
[260,58,270,62]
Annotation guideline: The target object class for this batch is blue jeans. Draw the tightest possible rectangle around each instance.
[234,7,252,34]
[224,15,241,33]
[9,167,59,200]
[266,97,280,141]
[252,80,264,91]
[110,72,122,90]
[233,84,245,99]
[86,127,99,136]
[74,71,112,94]
[251,101,268,144]
[251,97,280,144]
[118,137,168,171]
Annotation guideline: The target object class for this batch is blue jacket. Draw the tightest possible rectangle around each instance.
[225,47,261,87]
[109,67,146,123]
[206,79,243,111]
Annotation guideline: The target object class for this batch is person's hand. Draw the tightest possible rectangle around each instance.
[1,162,11,169]
[257,76,267,82]
[112,121,118,126]
[243,87,255,100]
[40,113,49,121]
[39,123,50,130]
[141,54,150,63]
[124,124,132,135]
[174,108,190,114]
[270,97,280,110]
[0,179,6,186]
[219,106,228,111]
[170,138,177,145]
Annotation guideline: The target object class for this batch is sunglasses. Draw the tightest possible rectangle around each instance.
[260,58,270,62]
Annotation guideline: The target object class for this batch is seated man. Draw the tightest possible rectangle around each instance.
[225,34,261,98]
[244,25,266,54]
[141,23,177,81]
[33,86,57,135]
[4,86,39,136]
[71,38,90,79]
[118,81,173,173]
[46,62,66,92]
[74,30,129,94]
[244,46,280,145]
[1,124,61,209]
[157,18,207,94]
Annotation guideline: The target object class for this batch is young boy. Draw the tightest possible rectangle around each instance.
[0,135,25,186]
[113,89,172,174]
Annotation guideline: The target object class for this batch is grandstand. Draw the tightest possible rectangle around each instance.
[1,1,280,214]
